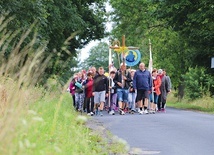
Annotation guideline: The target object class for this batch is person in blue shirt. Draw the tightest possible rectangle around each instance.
[133,62,152,114]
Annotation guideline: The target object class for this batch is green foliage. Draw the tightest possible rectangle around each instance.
[80,42,119,71]
[109,0,214,99]
[182,67,214,99]
[155,0,214,71]
[167,92,214,113]
[0,0,107,84]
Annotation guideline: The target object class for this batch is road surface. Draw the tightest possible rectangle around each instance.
[94,108,214,155]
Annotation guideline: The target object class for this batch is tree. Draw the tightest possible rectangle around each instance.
[109,0,214,98]
[0,0,108,83]
[81,42,119,72]
[155,0,214,72]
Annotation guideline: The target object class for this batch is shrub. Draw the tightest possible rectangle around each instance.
[182,67,214,100]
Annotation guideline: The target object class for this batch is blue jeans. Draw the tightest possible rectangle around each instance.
[149,93,159,104]
[128,92,136,111]
[117,88,129,103]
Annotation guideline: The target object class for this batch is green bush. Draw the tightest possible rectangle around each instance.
[182,67,214,100]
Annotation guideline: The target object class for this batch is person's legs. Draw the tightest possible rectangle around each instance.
[79,93,85,112]
[132,92,136,111]
[86,97,90,114]
[94,92,100,115]
[75,93,79,111]
[72,94,75,107]
[90,96,94,114]
[149,93,154,113]
[123,89,129,112]
[136,89,144,114]
[157,94,162,111]
[153,94,159,111]
[83,97,87,112]
[161,98,166,112]
[98,91,106,116]
[128,93,132,110]
[117,89,125,114]
[142,90,149,114]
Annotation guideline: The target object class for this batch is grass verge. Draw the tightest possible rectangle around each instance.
[167,92,214,114]
[0,79,128,155]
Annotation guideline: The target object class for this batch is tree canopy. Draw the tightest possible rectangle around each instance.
[0,0,107,83]
[109,0,214,98]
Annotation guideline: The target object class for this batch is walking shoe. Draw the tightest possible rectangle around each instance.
[144,109,149,114]
[157,109,161,113]
[161,108,166,113]
[119,110,125,115]
[87,113,91,116]
[139,110,144,115]
[90,112,94,116]
[150,110,155,114]
[109,110,115,115]
[121,110,125,115]
[131,110,135,114]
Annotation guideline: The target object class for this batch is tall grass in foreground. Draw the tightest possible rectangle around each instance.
[167,91,214,113]
[0,15,128,154]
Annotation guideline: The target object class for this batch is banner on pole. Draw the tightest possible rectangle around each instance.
[211,57,214,68]
[120,49,141,67]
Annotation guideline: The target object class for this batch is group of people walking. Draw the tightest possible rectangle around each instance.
[69,62,171,116]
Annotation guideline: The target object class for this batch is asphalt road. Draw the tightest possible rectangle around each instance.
[94,108,214,155]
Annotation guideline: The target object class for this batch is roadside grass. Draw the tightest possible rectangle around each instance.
[167,92,214,113]
[0,79,128,155]
[0,15,128,155]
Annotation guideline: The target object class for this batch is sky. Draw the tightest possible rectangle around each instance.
[79,2,113,62]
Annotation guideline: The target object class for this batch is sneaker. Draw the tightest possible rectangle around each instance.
[119,110,125,115]
[90,112,94,116]
[144,109,149,114]
[87,113,91,116]
[161,108,166,113]
[131,110,135,114]
[109,110,115,115]
[121,110,125,115]
[157,109,161,112]
[139,110,144,115]
[149,109,153,114]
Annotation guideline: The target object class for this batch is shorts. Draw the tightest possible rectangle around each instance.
[136,89,149,102]
[117,88,129,103]
[94,91,106,104]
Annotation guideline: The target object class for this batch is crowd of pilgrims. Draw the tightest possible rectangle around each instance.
[69,62,171,116]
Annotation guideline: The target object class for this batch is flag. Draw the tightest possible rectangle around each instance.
[148,39,153,73]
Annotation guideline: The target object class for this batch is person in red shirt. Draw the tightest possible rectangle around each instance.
[84,72,94,116]
[149,69,161,113]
